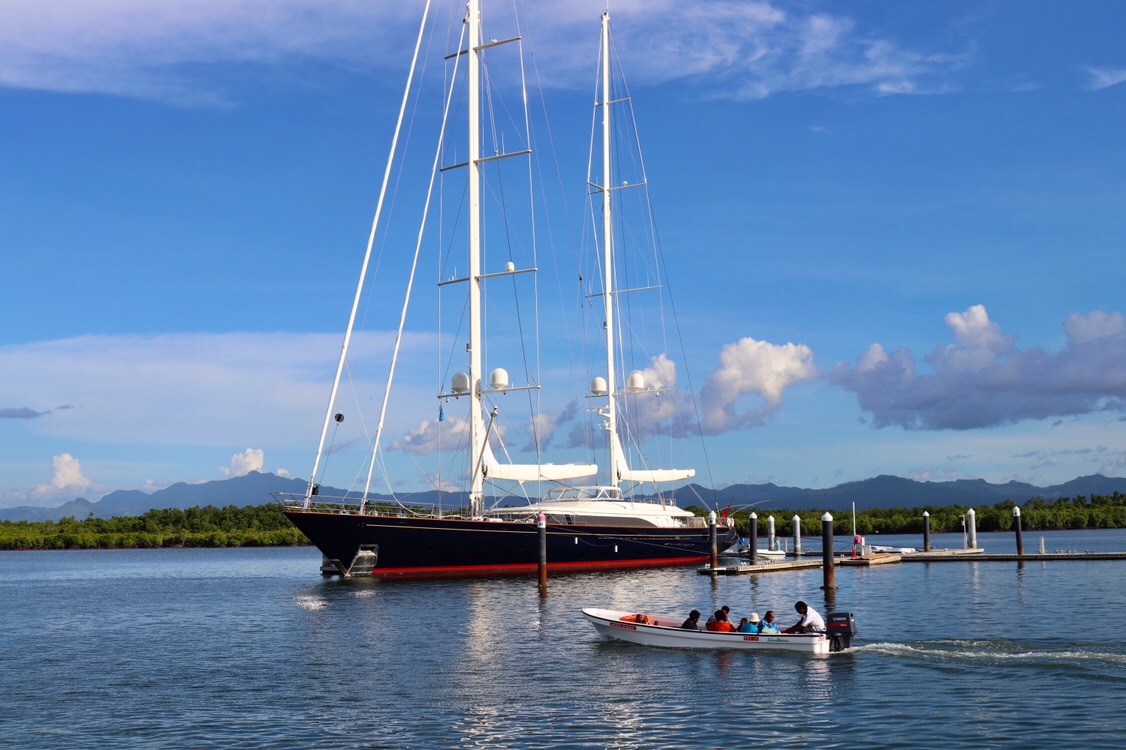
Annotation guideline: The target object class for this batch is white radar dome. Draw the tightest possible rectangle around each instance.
[490,368,509,390]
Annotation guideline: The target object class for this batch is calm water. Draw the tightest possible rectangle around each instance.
[3,530,1125,748]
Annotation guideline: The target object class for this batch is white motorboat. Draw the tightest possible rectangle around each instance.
[582,608,857,655]
[733,543,787,560]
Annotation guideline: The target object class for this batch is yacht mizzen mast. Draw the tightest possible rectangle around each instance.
[594,11,695,490]
[466,0,486,519]
[598,11,620,489]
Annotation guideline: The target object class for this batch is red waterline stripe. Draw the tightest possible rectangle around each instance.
[370,556,707,579]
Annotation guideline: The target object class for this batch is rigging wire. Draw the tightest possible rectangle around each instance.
[363,7,467,511]
[304,0,436,509]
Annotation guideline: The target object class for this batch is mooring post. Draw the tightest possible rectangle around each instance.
[1013,506,1024,556]
[536,512,548,594]
[968,508,977,549]
[767,515,776,552]
[1039,536,1046,554]
[922,510,931,552]
[821,512,835,590]
[793,515,802,557]
[708,511,718,568]
[749,512,758,564]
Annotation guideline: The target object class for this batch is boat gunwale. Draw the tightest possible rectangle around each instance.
[582,607,832,653]
[276,494,734,532]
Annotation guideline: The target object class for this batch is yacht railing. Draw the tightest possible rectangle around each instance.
[275,493,720,528]
[272,493,466,519]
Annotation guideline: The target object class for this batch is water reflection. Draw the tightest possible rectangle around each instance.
[5,544,1126,749]
[821,588,837,614]
[1015,561,1026,605]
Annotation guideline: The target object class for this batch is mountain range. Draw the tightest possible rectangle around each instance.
[3,471,1126,523]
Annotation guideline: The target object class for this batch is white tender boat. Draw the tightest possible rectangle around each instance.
[732,543,787,560]
[582,608,857,655]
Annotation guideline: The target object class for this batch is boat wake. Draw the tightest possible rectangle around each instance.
[854,640,1126,675]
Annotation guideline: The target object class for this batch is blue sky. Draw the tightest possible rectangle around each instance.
[2,0,1125,508]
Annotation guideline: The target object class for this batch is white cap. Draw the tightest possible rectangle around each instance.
[749,612,760,623]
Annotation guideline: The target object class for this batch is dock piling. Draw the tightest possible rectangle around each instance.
[537,513,547,595]
[1013,506,1024,556]
[768,515,775,552]
[968,508,977,549]
[709,511,718,569]
[821,512,836,590]
[793,515,802,557]
[922,511,931,552]
[749,512,758,564]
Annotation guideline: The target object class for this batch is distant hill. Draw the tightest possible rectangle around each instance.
[0,472,316,522]
[3,471,1125,522]
[677,474,1126,512]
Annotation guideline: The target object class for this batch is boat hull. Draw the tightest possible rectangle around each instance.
[582,608,832,655]
[284,510,739,579]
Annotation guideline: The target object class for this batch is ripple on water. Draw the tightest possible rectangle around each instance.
[3,544,1126,748]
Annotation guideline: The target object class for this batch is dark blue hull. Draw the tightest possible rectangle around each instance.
[284,510,738,579]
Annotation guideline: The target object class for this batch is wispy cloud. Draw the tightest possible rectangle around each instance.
[0,0,966,104]
[1,407,52,419]
[0,0,421,104]
[1086,66,1126,91]
[0,331,406,449]
[830,307,1126,430]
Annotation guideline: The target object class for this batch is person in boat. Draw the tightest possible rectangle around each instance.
[758,610,780,634]
[680,610,702,630]
[737,613,760,633]
[705,605,731,628]
[706,609,736,632]
[784,600,825,633]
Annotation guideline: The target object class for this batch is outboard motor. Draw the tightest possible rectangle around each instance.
[826,612,857,652]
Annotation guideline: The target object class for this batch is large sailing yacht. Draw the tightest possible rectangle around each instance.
[279,2,737,578]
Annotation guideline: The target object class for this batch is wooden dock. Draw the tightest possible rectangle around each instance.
[698,558,829,575]
[902,550,1126,562]
[838,552,901,567]
[698,547,1126,575]
[900,548,983,561]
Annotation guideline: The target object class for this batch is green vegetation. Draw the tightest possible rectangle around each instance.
[0,504,309,551]
[8,491,1126,551]
[688,492,1126,537]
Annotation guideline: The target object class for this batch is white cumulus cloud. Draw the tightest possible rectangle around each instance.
[389,416,471,455]
[221,448,264,477]
[699,338,820,434]
[390,340,820,460]
[32,453,93,497]
[830,306,1126,430]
